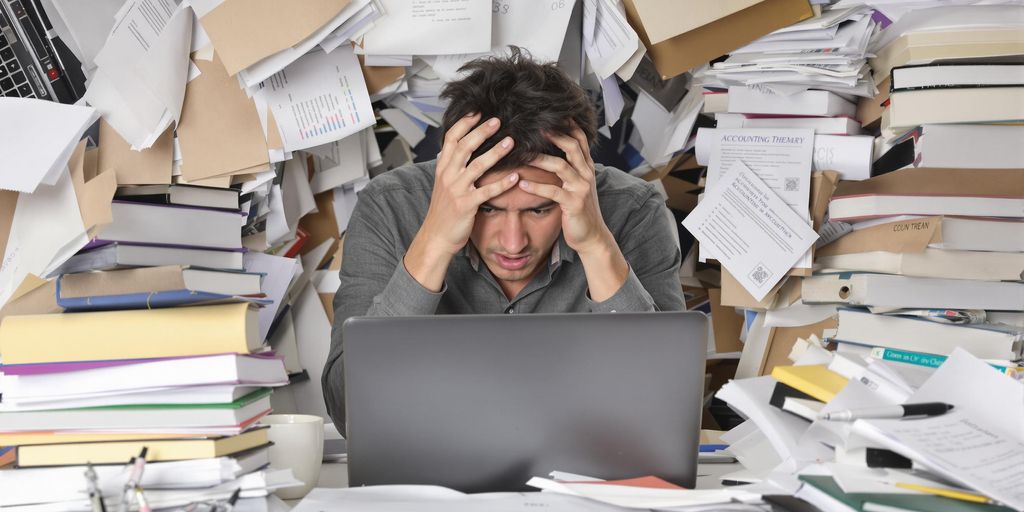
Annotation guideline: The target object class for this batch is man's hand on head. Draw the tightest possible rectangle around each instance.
[403,113,519,292]
[518,128,614,257]
[518,128,630,303]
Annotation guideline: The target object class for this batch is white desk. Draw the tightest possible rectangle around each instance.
[284,461,742,506]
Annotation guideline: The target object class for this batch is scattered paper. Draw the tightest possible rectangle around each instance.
[582,0,644,80]
[0,99,98,193]
[362,0,491,56]
[259,47,375,152]
[683,161,818,301]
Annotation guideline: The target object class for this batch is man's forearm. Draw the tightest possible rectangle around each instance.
[403,231,456,293]
[577,230,631,303]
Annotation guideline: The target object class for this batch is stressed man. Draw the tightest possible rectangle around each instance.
[323,50,684,430]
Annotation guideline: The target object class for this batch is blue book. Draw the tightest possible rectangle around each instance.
[56,266,268,312]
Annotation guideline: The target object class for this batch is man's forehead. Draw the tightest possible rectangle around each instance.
[478,165,562,186]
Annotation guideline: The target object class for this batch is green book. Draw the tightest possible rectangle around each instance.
[799,475,1014,512]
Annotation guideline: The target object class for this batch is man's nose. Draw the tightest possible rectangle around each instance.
[499,214,528,254]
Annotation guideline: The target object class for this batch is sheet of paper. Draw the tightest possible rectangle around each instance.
[362,0,490,56]
[289,282,333,419]
[243,251,300,342]
[380,108,427,148]
[582,0,642,80]
[292,486,631,512]
[198,0,352,76]
[260,47,375,152]
[46,0,125,70]
[238,0,372,88]
[320,0,384,53]
[85,0,192,149]
[308,134,368,194]
[683,161,818,301]
[855,410,1024,511]
[0,99,98,192]
[0,172,89,306]
[425,0,576,82]
[702,128,814,267]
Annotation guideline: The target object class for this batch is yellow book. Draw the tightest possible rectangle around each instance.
[0,431,208,447]
[15,427,269,467]
[0,303,259,364]
[771,365,849,403]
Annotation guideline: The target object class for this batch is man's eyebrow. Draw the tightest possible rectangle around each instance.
[528,200,557,210]
[480,202,504,211]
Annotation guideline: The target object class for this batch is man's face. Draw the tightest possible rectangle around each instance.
[470,166,563,297]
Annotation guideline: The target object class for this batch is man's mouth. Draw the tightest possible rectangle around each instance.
[495,253,530,270]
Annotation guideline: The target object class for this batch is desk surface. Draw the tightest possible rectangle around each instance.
[284,461,741,506]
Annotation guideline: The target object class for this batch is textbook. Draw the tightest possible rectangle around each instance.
[828,193,1024,221]
[0,302,262,365]
[800,274,1024,311]
[816,249,1024,282]
[0,388,272,432]
[797,474,1013,512]
[869,347,1021,376]
[14,427,269,467]
[53,242,246,274]
[874,125,1024,172]
[890,63,1024,90]
[887,86,1024,129]
[832,309,1022,361]
[727,86,856,117]
[115,183,241,210]
[56,265,267,311]
[93,201,248,250]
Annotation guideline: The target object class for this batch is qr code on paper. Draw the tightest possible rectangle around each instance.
[784,177,799,192]
[749,263,772,286]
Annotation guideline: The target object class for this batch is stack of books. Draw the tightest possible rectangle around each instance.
[0,187,298,508]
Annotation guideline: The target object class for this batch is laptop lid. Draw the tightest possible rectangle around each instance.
[343,311,707,492]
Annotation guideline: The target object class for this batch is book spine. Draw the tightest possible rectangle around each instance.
[869,346,1020,375]
[57,289,244,312]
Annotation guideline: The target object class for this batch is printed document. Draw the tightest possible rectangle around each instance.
[683,161,818,301]
[258,46,374,152]
[362,0,490,56]
[703,128,814,267]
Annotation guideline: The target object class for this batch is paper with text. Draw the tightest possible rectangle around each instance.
[259,47,374,152]
[583,0,643,80]
[362,0,490,56]
[703,128,814,267]
[683,161,818,301]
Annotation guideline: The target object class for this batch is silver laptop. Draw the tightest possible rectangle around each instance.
[343,311,708,492]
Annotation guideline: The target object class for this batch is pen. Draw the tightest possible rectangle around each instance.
[819,402,953,421]
[84,462,107,512]
[895,482,994,505]
[117,447,148,512]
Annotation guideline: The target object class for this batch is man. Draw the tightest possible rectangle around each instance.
[323,49,684,430]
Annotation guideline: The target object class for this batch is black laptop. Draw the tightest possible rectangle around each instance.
[0,0,84,102]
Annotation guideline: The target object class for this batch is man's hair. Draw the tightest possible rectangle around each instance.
[439,47,598,172]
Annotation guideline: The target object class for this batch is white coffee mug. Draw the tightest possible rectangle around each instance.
[259,414,324,499]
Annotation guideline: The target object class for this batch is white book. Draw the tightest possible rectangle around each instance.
[816,249,1024,282]
[888,86,1024,129]
[99,201,247,249]
[801,274,1024,311]
[727,86,856,117]
[782,397,825,421]
[0,385,264,411]
[916,124,1024,169]
[2,353,288,400]
[833,309,1021,360]
[828,194,1024,221]
[715,113,864,135]
[891,63,1024,90]
[53,242,246,274]
[0,392,272,431]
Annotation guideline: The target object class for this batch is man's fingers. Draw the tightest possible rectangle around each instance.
[451,117,503,170]
[569,126,595,169]
[546,131,592,179]
[472,172,520,204]
[438,112,481,171]
[518,180,567,204]
[460,136,515,186]
[529,154,584,187]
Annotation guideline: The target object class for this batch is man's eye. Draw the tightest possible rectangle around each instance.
[479,206,496,214]
[530,208,551,216]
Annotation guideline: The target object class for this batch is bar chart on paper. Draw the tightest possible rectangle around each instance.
[261,47,375,152]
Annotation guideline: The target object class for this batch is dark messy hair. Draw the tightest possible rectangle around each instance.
[439,47,598,172]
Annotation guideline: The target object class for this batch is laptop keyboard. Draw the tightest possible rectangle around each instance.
[0,33,34,98]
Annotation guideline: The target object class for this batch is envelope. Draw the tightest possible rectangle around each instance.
[96,119,173,185]
[68,140,116,237]
[359,55,406,96]
[622,0,812,78]
[0,190,16,262]
[298,191,342,267]
[662,174,700,212]
[835,168,1024,198]
[199,0,352,76]
[0,274,60,321]
[630,0,765,45]
[818,216,942,257]
[177,53,270,181]
[709,288,745,354]
[759,317,838,377]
